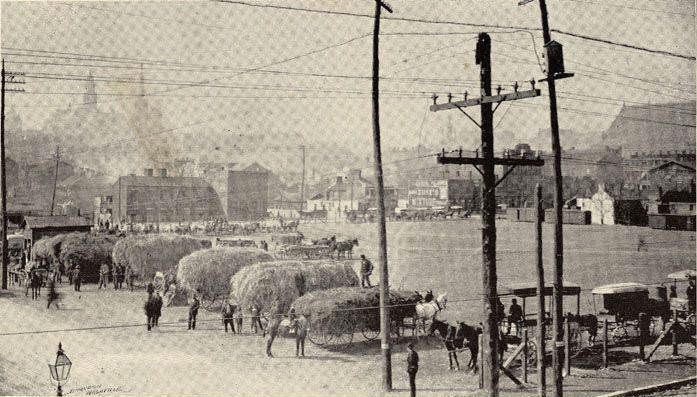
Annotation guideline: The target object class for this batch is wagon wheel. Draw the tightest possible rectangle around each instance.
[361,325,379,341]
[612,323,628,342]
[307,328,330,346]
[328,317,355,346]
[524,340,537,366]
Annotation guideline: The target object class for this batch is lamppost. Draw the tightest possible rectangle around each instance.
[48,342,72,397]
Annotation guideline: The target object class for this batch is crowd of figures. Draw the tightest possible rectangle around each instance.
[100,217,300,236]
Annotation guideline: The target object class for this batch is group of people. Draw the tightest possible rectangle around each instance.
[219,300,265,334]
[98,263,135,291]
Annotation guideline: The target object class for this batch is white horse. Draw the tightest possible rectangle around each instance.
[412,293,448,337]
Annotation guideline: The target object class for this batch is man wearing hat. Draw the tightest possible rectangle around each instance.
[406,342,419,397]
[360,255,373,288]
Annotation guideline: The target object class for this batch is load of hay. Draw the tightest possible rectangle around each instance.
[177,247,274,305]
[32,233,119,282]
[32,235,63,262]
[58,233,120,282]
[112,235,208,282]
[271,233,303,245]
[229,260,359,315]
[292,287,420,333]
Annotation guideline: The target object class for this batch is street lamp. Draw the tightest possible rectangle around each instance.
[48,342,72,397]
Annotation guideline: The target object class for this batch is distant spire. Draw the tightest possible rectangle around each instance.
[84,70,97,105]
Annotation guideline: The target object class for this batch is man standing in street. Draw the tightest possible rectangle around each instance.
[406,342,419,397]
[360,255,373,288]
[188,295,200,330]
[222,299,236,333]
[73,264,82,292]
[144,292,155,331]
[153,292,163,327]
[507,298,524,337]
[98,263,110,290]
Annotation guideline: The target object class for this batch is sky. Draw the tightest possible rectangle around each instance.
[0,0,694,176]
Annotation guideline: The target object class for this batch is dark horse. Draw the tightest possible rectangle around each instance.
[429,319,480,371]
[330,239,358,259]
[566,313,599,345]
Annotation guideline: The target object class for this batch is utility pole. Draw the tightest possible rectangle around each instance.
[50,146,60,216]
[1,60,24,290]
[299,145,306,213]
[521,1,575,394]
[535,183,546,397]
[431,34,544,397]
[372,0,393,391]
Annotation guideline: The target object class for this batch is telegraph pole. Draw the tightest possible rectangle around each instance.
[527,1,574,393]
[1,60,24,290]
[50,146,60,216]
[431,34,544,397]
[535,183,546,397]
[479,33,499,396]
[372,0,393,391]
[299,145,306,213]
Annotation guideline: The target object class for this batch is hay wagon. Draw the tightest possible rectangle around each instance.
[279,244,331,260]
[499,282,583,366]
[295,287,419,347]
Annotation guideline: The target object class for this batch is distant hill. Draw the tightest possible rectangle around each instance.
[602,101,696,154]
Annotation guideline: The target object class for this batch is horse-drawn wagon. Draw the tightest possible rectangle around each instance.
[666,270,696,332]
[591,282,669,342]
[278,244,332,260]
[294,287,420,348]
[499,282,587,365]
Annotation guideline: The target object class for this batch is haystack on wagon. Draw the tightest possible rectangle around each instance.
[292,287,421,346]
[229,260,358,318]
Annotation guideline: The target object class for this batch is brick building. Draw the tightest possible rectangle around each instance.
[227,163,269,221]
[107,168,224,226]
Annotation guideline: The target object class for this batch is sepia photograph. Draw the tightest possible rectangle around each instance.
[0,1,695,396]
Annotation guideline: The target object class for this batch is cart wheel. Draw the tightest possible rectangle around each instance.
[525,340,537,366]
[612,324,628,342]
[307,329,328,346]
[361,326,379,341]
[329,318,355,346]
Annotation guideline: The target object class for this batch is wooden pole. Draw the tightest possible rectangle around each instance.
[0,60,7,290]
[563,316,570,376]
[476,32,500,397]
[536,1,565,394]
[371,0,393,391]
[523,329,529,383]
[671,309,678,356]
[602,317,608,368]
[479,333,484,389]
[638,312,646,361]
[50,146,60,216]
[535,183,546,397]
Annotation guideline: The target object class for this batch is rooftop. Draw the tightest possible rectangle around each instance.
[23,215,92,229]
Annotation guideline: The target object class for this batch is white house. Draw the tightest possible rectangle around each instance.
[578,184,615,225]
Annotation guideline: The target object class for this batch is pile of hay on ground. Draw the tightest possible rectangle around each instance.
[292,287,420,332]
[112,235,208,282]
[177,247,274,305]
[58,233,120,282]
[162,284,189,307]
[230,260,359,315]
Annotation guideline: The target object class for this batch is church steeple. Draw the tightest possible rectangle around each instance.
[84,70,97,105]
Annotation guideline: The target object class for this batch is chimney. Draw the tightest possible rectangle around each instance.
[160,169,167,177]
[144,168,153,177]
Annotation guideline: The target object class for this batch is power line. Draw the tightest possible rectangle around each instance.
[560,0,695,17]
[214,0,696,60]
